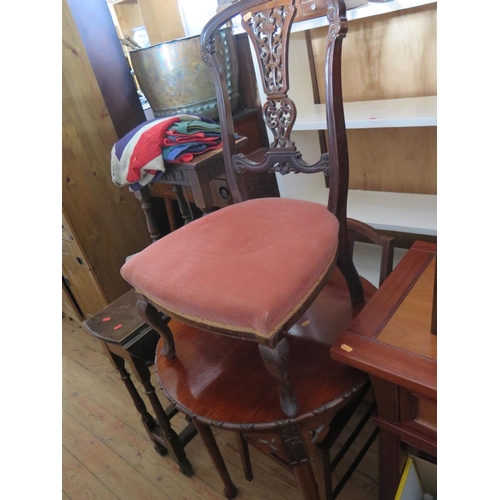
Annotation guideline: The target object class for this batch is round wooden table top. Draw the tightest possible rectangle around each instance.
[155,268,376,431]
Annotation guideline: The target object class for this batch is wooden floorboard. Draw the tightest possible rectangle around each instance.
[62,317,379,499]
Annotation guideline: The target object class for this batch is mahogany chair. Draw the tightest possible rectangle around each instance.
[120,1,392,497]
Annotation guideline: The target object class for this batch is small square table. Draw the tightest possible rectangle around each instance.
[330,241,437,500]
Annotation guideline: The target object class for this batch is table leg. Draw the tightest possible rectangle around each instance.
[164,197,178,232]
[126,350,194,477]
[134,186,162,243]
[293,462,321,500]
[103,345,157,436]
[172,185,193,225]
[279,423,320,500]
[370,376,404,500]
[194,421,237,499]
[378,428,402,500]
[236,433,253,482]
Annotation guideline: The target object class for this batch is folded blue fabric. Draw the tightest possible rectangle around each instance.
[162,141,222,161]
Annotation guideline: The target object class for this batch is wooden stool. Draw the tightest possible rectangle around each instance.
[83,289,196,476]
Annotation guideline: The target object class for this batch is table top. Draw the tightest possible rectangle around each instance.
[84,289,149,345]
[330,240,437,401]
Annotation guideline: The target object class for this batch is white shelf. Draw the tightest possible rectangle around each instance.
[308,188,437,236]
[291,0,437,32]
[295,96,437,130]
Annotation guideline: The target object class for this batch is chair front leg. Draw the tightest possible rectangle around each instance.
[136,294,176,359]
[258,337,298,418]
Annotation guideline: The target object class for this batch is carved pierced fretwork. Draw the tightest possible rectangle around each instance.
[263,97,296,147]
[242,3,297,147]
[242,4,295,94]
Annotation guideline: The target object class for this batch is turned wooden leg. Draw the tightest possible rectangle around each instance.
[258,337,298,418]
[236,433,253,482]
[172,185,193,225]
[129,353,194,477]
[194,422,237,499]
[104,348,157,431]
[134,186,162,243]
[136,295,176,359]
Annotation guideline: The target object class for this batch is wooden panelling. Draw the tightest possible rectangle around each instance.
[310,4,437,103]
[62,212,108,318]
[137,0,185,44]
[112,0,145,39]
[67,0,146,139]
[63,0,152,305]
[62,282,83,325]
[347,127,437,194]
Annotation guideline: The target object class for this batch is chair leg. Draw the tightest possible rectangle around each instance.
[136,294,176,359]
[236,433,253,482]
[194,421,238,499]
[258,337,298,417]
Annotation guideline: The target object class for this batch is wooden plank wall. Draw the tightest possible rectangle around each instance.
[112,1,146,39]
[310,3,437,194]
[62,211,108,318]
[62,0,152,307]
[137,0,185,44]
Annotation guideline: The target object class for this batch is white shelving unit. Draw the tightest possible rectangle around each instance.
[310,189,437,236]
[292,0,436,32]
[296,96,437,130]
[269,0,437,238]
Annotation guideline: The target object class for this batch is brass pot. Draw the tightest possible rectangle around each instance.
[129,27,239,119]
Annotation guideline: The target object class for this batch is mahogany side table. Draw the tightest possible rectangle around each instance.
[331,240,437,500]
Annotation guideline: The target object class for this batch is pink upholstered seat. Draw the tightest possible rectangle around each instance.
[121,197,339,345]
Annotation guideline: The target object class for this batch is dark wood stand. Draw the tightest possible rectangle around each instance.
[83,289,197,476]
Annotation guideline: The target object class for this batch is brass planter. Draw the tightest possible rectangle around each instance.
[129,28,239,119]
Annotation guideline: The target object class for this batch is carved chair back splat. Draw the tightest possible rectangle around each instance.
[201,0,363,307]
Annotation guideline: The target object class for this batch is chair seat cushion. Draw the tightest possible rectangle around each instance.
[121,197,339,343]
